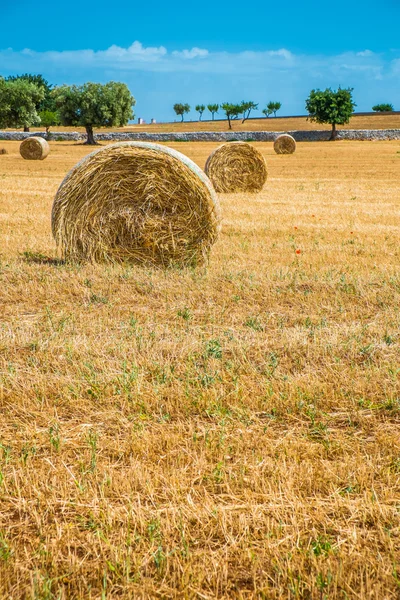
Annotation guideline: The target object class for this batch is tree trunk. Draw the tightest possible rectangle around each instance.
[24,125,30,132]
[227,116,232,130]
[212,113,215,121]
[85,125,97,145]
[181,114,184,122]
[199,114,202,121]
[330,122,337,141]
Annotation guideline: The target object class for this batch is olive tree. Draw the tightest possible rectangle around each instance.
[195,104,205,120]
[305,87,356,140]
[267,101,282,117]
[52,81,135,145]
[221,103,242,129]
[262,107,273,118]
[0,77,44,131]
[38,110,60,134]
[207,104,219,120]
[240,101,258,123]
[173,103,190,122]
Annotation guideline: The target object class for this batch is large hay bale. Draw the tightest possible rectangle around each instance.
[204,142,267,193]
[274,134,296,155]
[0,148,8,155]
[52,142,221,267]
[20,137,50,160]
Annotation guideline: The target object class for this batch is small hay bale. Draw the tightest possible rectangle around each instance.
[274,134,296,155]
[20,137,49,160]
[0,148,8,155]
[204,142,267,193]
[52,142,221,267]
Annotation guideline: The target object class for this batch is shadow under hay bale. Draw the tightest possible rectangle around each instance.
[274,134,296,154]
[204,141,267,193]
[52,142,221,268]
[20,137,50,160]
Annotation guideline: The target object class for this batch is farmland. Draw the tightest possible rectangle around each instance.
[0,140,400,598]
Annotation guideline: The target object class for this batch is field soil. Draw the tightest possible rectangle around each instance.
[0,140,400,598]
[5,112,400,134]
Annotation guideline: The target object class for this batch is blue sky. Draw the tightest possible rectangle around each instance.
[1,0,399,122]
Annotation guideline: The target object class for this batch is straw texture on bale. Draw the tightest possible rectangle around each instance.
[52,142,221,267]
[20,137,50,160]
[274,134,296,154]
[0,148,8,155]
[204,142,267,193]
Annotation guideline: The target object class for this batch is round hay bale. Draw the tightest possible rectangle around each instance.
[52,142,221,267]
[0,148,8,155]
[204,142,267,193]
[274,134,296,155]
[20,137,49,160]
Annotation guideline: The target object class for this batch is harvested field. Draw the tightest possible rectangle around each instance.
[0,139,400,599]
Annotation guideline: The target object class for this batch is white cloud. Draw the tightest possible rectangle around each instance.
[172,47,209,59]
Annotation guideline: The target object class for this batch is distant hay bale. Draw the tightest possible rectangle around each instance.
[52,142,221,267]
[0,148,8,155]
[274,134,296,154]
[20,137,50,160]
[204,142,267,193]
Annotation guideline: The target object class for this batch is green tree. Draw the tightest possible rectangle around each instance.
[173,103,190,122]
[267,101,282,117]
[221,103,242,129]
[52,82,135,145]
[207,103,219,120]
[262,107,273,118]
[195,104,205,120]
[305,87,356,140]
[39,110,60,134]
[372,103,394,112]
[0,77,44,131]
[240,101,258,123]
[6,74,55,123]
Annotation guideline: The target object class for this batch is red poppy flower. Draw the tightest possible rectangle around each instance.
[295,249,301,255]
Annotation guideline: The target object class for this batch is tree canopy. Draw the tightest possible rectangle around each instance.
[305,87,356,140]
[52,82,135,144]
[262,107,273,118]
[6,74,55,112]
[240,101,258,123]
[372,103,394,112]
[195,104,205,120]
[173,103,190,122]
[221,103,242,129]
[207,104,219,120]
[39,110,60,134]
[0,77,45,130]
[267,101,282,117]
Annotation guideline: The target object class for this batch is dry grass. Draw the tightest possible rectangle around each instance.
[0,139,400,599]
[205,142,267,193]
[6,112,400,135]
[52,142,220,267]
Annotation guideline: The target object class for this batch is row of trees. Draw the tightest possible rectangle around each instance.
[174,101,282,126]
[0,75,135,144]
[0,73,396,144]
[175,88,364,139]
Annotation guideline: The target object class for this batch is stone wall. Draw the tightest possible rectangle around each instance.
[1,129,400,142]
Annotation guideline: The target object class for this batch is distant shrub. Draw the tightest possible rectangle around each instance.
[372,103,394,112]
